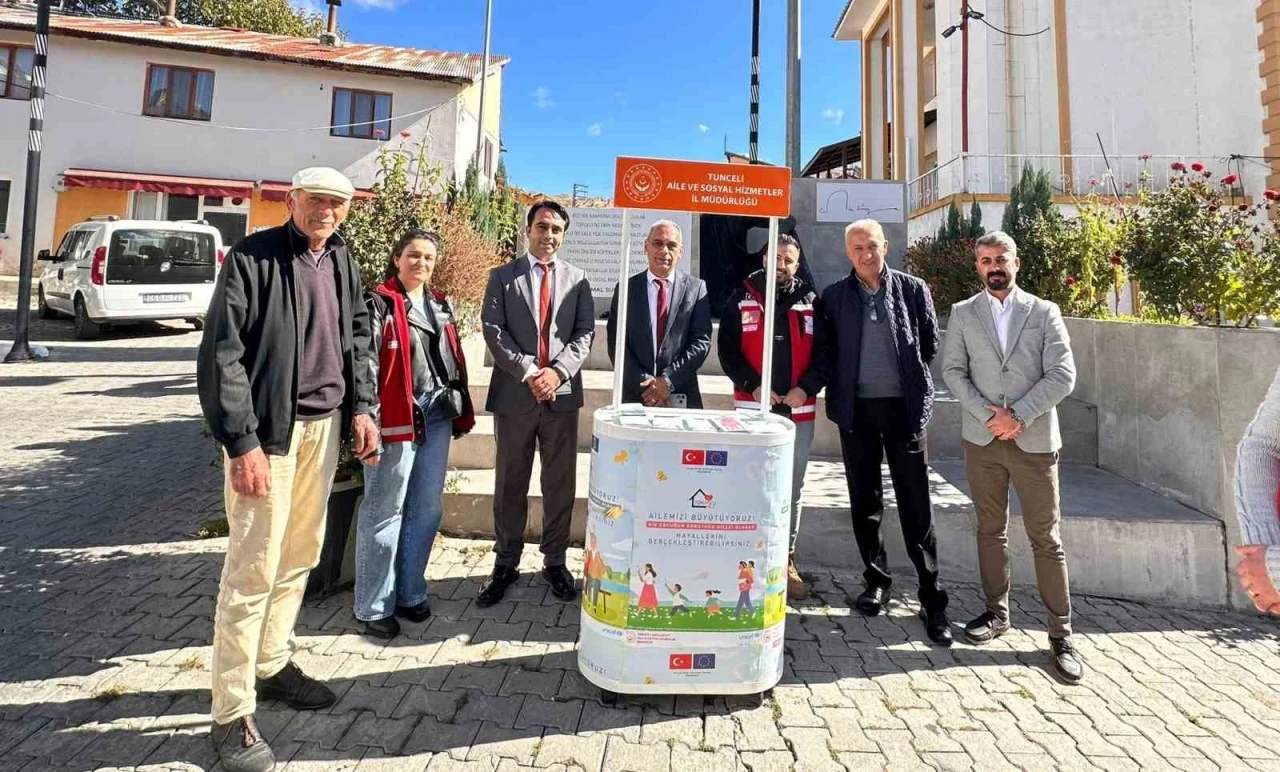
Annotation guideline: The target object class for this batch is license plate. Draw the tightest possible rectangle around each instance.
[142,293,189,303]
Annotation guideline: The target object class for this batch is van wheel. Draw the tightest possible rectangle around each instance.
[37,285,55,319]
[187,317,205,331]
[74,296,101,340]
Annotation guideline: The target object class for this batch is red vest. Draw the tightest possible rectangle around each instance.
[732,283,817,421]
[373,278,474,443]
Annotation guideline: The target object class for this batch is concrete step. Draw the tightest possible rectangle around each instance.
[439,452,1227,608]
[461,365,1098,467]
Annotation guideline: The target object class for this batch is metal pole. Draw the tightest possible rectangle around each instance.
[749,0,761,163]
[960,0,970,153]
[473,0,493,174]
[5,0,50,364]
[785,0,802,174]
[610,209,633,409]
[758,217,780,415]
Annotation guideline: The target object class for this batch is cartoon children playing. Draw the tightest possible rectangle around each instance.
[665,583,691,616]
[705,590,722,616]
[735,560,756,618]
[636,563,660,615]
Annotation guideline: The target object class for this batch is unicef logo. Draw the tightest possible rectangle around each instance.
[622,163,662,204]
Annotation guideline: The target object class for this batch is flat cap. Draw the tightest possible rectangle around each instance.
[291,167,355,200]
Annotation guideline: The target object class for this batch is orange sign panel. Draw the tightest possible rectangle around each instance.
[613,157,792,218]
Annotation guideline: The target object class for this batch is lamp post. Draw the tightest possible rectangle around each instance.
[5,0,51,364]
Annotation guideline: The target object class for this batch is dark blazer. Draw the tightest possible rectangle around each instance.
[481,256,595,414]
[197,224,375,459]
[811,267,939,436]
[606,270,712,408]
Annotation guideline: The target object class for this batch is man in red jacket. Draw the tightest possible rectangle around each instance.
[718,234,824,600]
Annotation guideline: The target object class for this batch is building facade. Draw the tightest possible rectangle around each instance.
[0,5,506,274]
[834,0,1270,238]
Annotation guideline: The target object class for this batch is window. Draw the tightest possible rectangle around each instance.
[484,138,495,179]
[144,64,214,121]
[0,45,34,100]
[0,180,10,233]
[331,87,392,140]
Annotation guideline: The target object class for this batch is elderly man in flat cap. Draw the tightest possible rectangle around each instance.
[197,167,379,771]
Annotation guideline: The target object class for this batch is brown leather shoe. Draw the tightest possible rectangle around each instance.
[786,556,808,601]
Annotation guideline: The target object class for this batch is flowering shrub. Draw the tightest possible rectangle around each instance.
[1122,164,1280,327]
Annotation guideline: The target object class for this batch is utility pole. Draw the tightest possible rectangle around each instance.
[5,0,50,364]
[749,0,761,163]
[961,0,970,152]
[785,0,802,175]
[473,0,493,180]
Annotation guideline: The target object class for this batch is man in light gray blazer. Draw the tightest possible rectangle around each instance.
[606,219,712,409]
[942,230,1082,683]
[478,201,595,607]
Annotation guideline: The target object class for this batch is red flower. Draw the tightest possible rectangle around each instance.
[1065,277,1077,287]
[1171,161,1187,171]
[1090,178,1100,186]
[1265,189,1280,201]
[1222,174,1239,186]
[1203,170,1213,179]
[1191,162,1205,172]
[1236,239,1250,250]
[1110,256,1123,266]
[1239,204,1250,212]
[1139,154,1152,161]
[1209,205,1220,212]
[400,129,412,138]
[1124,182,1135,189]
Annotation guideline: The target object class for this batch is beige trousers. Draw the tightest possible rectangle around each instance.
[211,415,340,723]
[963,439,1073,638]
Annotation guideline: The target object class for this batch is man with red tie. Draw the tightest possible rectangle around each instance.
[478,201,595,607]
[606,220,712,409]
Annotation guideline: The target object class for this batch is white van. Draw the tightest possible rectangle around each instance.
[36,217,224,339]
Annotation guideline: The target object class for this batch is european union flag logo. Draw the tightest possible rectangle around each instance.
[692,653,717,670]
[706,450,728,467]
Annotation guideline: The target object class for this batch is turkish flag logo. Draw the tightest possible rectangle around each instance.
[669,653,692,670]
[682,449,705,465]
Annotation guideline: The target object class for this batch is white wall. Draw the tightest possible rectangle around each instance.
[0,30,491,268]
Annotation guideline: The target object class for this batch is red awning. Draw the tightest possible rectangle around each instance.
[259,181,375,202]
[62,169,254,198]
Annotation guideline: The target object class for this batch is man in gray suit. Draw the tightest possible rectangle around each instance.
[942,230,1082,683]
[478,201,595,607]
[606,220,712,408]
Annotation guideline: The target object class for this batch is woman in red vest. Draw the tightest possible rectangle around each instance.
[354,230,475,639]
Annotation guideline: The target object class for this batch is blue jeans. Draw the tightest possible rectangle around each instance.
[354,410,452,621]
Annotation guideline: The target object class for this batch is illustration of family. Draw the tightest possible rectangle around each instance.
[631,560,758,618]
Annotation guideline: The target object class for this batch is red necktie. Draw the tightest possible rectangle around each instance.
[655,278,669,353]
[538,262,554,367]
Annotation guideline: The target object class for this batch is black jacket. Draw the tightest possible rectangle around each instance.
[606,270,712,408]
[811,267,939,436]
[717,270,824,413]
[197,224,376,458]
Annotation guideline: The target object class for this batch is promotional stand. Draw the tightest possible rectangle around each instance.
[578,157,795,701]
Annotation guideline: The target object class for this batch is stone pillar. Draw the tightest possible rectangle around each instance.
[1259,0,1280,194]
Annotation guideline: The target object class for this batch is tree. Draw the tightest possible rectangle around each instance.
[935,199,983,245]
[66,0,329,38]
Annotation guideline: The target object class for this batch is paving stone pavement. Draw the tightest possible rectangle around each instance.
[4,305,1280,771]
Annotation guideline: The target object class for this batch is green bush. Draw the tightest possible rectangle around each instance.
[1025,198,1126,319]
[906,201,984,312]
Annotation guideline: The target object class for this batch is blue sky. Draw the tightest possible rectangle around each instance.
[336,0,862,196]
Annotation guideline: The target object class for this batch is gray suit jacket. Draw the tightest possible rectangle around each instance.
[942,288,1076,453]
[605,270,712,408]
[481,256,595,414]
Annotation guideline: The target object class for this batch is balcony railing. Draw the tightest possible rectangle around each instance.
[908,153,1191,214]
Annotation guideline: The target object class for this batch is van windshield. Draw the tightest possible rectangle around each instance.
[105,229,217,285]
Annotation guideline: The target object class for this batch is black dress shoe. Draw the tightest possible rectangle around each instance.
[854,585,890,616]
[920,609,954,647]
[1050,636,1085,683]
[395,601,432,623]
[476,566,519,608]
[255,661,336,711]
[362,616,401,640]
[210,715,275,772]
[543,565,578,601]
[963,611,1011,645]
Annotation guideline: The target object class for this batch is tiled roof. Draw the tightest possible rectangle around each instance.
[0,4,508,84]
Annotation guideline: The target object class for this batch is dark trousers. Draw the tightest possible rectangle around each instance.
[839,397,947,611]
[493,405,578,569]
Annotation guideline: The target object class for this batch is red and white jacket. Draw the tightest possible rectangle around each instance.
[369,277,475,444]
[731,282,818,422]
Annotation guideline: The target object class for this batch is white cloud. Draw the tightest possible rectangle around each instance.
[615,91,628,106]
[290,0,324,15]
[587,122,604,137]
[698,124,710,134]
[822,107,846,125]
[350,0,403,10]
[532,87,554,109]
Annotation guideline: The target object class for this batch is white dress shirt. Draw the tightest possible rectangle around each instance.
[987,287,1017,354]
[646,269,673,360]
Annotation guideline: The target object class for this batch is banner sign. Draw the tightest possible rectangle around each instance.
[613,157,792,218]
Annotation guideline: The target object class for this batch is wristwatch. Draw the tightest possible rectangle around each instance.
[1010,408,1026,427]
